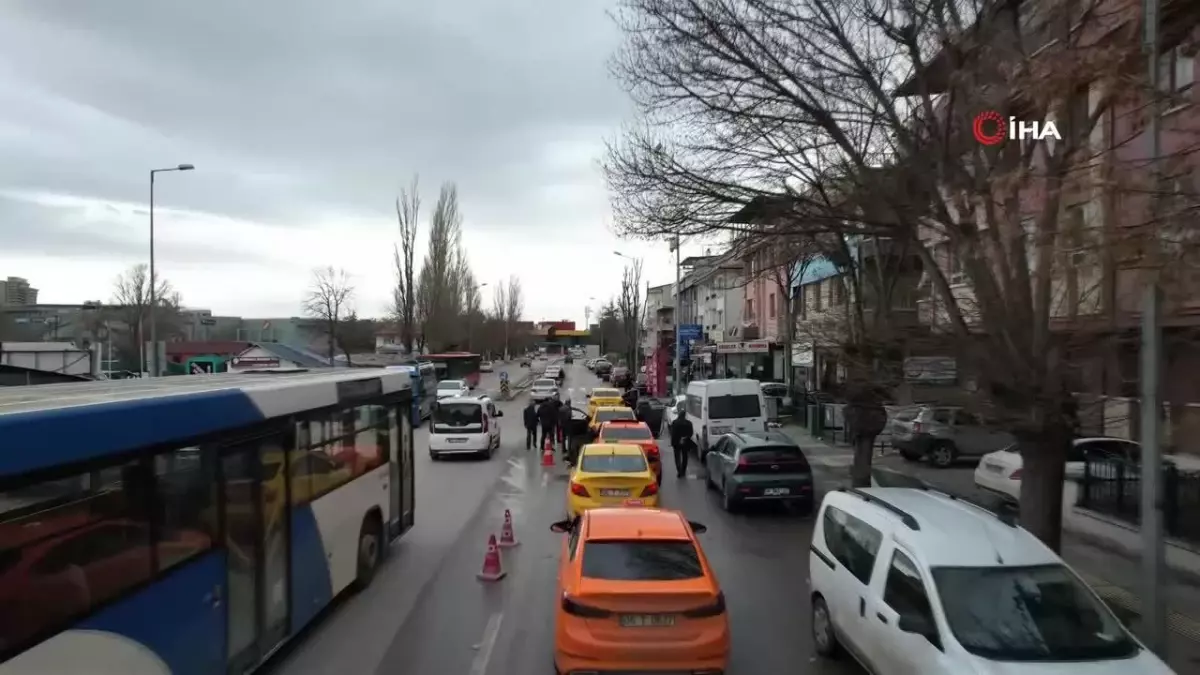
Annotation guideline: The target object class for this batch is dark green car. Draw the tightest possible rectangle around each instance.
[702,432,814,513]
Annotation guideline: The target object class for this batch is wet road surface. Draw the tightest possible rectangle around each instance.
[274,360,865,675]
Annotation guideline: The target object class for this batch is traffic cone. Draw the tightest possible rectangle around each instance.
[541,438,555,467]
[498,509,519,547]
[477,534,506,581]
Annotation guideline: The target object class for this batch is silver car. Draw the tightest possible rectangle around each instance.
[888,405,1016,468]
[529,378,559,402]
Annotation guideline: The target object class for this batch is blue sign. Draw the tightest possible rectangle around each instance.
[499,371,509,382]
[678,323,703,341]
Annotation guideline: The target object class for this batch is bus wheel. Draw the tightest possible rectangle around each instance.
[354,513,383,590]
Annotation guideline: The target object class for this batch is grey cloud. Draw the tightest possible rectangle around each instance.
[0,0,629,240]
[0,194,284,266]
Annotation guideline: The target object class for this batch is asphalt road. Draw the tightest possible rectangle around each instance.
[272,360,865,675]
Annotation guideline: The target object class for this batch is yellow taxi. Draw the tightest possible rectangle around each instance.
[588,405,637,434]
[586,387,624,417]
[566,443,659,518]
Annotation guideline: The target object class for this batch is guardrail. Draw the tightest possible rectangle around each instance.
[1078,458,1200,544]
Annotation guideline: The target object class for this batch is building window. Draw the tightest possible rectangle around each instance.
[811,282,823,312]
[769,292,776,318]
[746,298,754,321]
[1158,45,1195,95]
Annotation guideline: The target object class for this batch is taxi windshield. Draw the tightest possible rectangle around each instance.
[580,453,647,473]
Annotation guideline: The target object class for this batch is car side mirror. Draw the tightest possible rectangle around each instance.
[549,519,573,533]
[687,520,707,534]
[494,410,503,417]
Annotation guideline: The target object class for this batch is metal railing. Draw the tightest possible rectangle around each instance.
[1078,458,1200,544]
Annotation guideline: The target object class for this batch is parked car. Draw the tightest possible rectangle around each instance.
[593,359,612,376]
[480,361,494,373]
[808,486,1172,675]
[702,431,814,513]
[435,379,470,400]
[887,406,1016,468]
[519,357,531,367]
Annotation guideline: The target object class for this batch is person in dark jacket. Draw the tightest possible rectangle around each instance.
[537,398,558,450]
[668,409,695,478]
[522,400,538,450]
[557,398,573,455]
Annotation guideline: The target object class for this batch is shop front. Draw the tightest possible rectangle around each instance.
[713,340,775,379]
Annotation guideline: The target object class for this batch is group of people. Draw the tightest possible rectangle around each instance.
[522,396,573,454]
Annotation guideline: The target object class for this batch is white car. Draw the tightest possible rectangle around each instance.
[530,378,559,402]
[429,397,502,460]
[435,379,470,400]
[809,487,1173,675]
[480,361,494,373]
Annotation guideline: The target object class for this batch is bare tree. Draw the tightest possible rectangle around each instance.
[393,175,421,354]
[110,264,182,372]
[303,266,355,364]
[416,182,465,351]
[503,275,524,359]
[616,260,644,368]
[600,0,1195,549]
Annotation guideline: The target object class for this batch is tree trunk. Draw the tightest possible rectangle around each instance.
[850,435,875,487]
[1018,425,1070,552]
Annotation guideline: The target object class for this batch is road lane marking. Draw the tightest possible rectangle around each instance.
[470,612,504,675]
[541,472,549,487]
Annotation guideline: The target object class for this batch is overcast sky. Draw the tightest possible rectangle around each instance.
[0,0,711,325]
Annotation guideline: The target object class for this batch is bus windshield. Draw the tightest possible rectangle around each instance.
[424,353,482,386]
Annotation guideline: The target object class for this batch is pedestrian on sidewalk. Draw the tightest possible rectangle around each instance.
[522,400,538,450]
[668,409,694,478]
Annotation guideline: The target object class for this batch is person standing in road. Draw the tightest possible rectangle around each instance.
[557,398,573,456]
[668,409,694,478]
[538,397,558,450]
[522,400,538,450]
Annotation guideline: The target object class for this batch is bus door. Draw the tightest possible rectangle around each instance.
[220,433,291,674]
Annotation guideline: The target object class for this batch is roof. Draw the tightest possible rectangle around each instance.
[165,341,251,356]
[594,406,634,413]
[252,342,333,368]
[728,431,797,447]
[581,442,644,456]
[0,369,411,478]
[583,508,691,541]
[600,420,650,428]
[850,488,1059,568]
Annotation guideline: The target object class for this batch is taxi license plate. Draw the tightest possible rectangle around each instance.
[619,614,676,628]
[600,489,630,497]
[763,487,791,496]
[623,498,645,506]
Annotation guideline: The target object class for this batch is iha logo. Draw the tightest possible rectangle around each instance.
[972,110,1061,145]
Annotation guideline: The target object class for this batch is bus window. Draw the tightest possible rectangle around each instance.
[153,447,217,571]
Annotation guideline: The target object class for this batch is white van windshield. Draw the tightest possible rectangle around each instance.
[708,394,761,419]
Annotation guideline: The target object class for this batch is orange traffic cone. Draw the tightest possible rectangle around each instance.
[541,438,555,467]
[498,509,519,547]
[477,534,506,581]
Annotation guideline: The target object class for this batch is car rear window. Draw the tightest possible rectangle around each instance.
[438,380,464,390]
[740,445,809,467]
[601,426,653,441]
[581,541,703,581]
[596,409,636,423]
[534,379,556,387]
[580,453,647,473]
[708,394,761,419]
[592,389,620,398]
[434,403,482,426]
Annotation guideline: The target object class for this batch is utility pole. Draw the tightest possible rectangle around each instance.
[670,235,682,395]
[1140,0,1166,655]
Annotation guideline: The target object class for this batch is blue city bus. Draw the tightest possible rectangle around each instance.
[0,369,415,675]
[386,362,436,426]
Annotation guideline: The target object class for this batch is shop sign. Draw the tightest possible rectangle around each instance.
[791,342,814,367]
[715,340,770,354]
[231,356,281,368]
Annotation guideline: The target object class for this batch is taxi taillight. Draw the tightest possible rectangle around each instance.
[570,482,589,497]
[639,482,658,497]
[681,592,726,618]
[643,443,660,457]
[561,593,611,618]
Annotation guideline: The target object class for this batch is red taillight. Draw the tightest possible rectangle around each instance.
[735,457,750,473]
[912,422,923,433]
[682,592,726,618]
[643,443,659,457]
[1009,468,1022,480]
[640,482,658,497]
[570,482,589,497]
[482,416,489,433]
[561,594,611,618]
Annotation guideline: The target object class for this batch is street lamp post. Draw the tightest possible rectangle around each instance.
[148,163,194,377]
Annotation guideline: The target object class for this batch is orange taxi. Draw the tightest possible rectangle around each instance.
[597,420,663,484]
[550,508,730,674]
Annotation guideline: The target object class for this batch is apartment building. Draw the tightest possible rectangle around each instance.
[0,277,38,306]
[642,283,674,353]
[675,254,744,343]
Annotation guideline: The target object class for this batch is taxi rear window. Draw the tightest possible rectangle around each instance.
[596,409,636,423]
[580,453,647,473]
[581,541,703,580]
[601,426,652,441]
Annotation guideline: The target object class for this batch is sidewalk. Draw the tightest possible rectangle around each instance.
[781,423,1200,671]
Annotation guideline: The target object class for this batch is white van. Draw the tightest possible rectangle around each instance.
[684,379,767,459]
[429,396,503,460]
